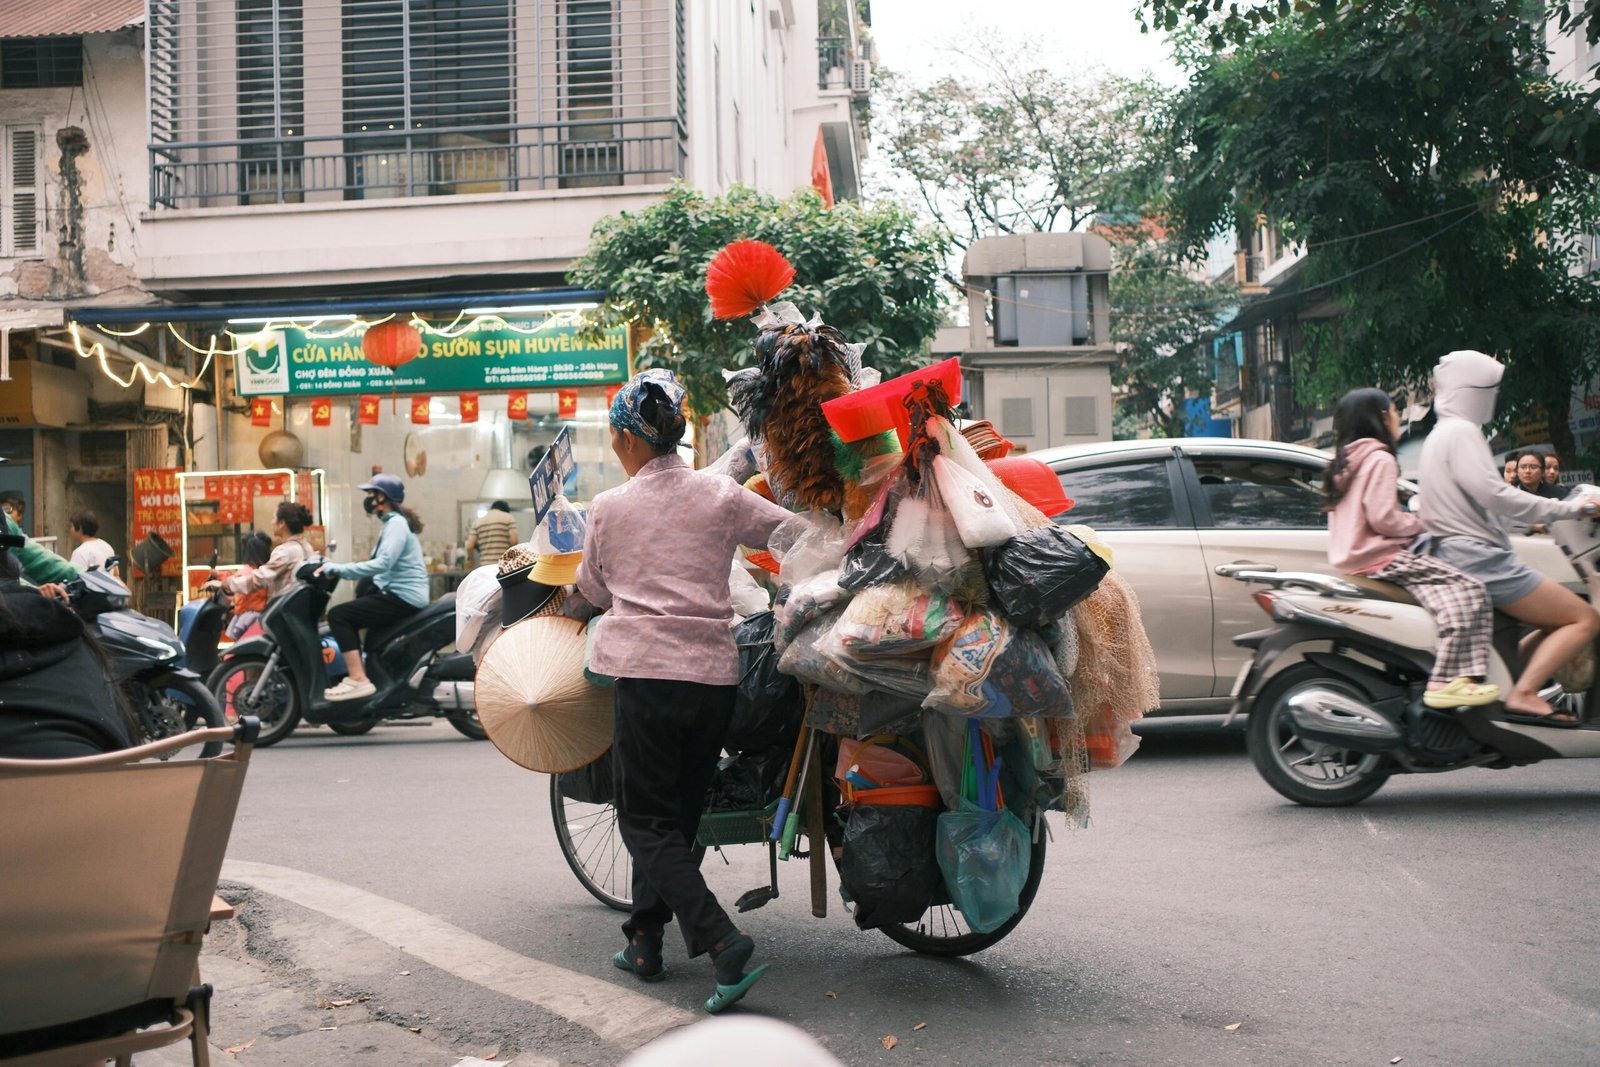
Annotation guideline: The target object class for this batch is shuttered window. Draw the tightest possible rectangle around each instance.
[1,127,42,258]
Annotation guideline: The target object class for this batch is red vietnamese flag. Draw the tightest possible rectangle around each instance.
[507,390,529,420]
[459,392,479,423]
[411,395,431,425]
[811,126,834,208]
[558,389,579,420]
[311,399,333,427]
[357,395,380,425]
[250,397,273,427]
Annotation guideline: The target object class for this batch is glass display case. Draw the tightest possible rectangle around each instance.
[176,468,327,602]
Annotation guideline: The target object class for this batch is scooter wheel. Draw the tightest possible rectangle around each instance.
[328,719,379,736]
[1247,662,1392,807]
[208,656,301,747]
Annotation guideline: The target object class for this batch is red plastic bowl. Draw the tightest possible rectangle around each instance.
[822,357,963,448]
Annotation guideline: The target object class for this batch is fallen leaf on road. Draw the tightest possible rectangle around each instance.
[408,1026,422,1033]
[1224,1023,1242,1032]
[316,998,354,1008]
[357,994,372,1002]
[318,1027,336,1032]
[825,991,837,999]
[223,1038,255,1055]
[398,970,411,976]
[881,1035,899,1050]
[1391,1059,1404,1064]
[913,1023,926,1031]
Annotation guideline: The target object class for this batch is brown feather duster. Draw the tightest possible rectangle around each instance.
[757,325,854,512]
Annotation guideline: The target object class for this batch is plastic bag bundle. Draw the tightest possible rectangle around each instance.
[925,611,1072,719]
[840,804,943,929]
[983,524,1110,630]
[820,637,935,700]
[1070,570,1159,769]
[777,608,872,694]
[454,564,503,665]
[832,578,964,658]
[807,686,923,738]
[774,570,848,649]
[838,528,911,592]
[727,611,804,752]
[934,721,1030,933]
[886,478,972,592]
[771,512,846,590]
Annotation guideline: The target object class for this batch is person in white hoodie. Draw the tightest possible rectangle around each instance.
[1418,350,1600,725]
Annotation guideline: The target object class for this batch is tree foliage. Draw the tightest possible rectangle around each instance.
[568,183,948,418]
[1150,4,1600,452]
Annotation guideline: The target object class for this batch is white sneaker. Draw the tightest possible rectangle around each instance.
[324,677,376,702]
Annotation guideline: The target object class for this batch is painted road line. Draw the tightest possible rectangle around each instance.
[224,859,694,1050]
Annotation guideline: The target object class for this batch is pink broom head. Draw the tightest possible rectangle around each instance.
[706,240,796,320]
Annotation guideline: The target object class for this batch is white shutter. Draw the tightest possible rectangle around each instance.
[2,127,42,257]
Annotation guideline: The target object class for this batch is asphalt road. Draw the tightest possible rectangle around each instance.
[218,717,1600,1066]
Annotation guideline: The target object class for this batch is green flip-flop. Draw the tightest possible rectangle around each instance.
[705,963,769,1014]
[612,947,668,983]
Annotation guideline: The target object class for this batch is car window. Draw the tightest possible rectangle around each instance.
[1055,460,1178,529]
[1192,456,1326,529]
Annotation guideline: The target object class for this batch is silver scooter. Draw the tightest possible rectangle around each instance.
[1222,487,1600,806]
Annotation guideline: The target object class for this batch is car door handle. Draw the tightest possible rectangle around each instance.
[1214,561,1278,577]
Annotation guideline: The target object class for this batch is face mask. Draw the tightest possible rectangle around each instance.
[363,494,380,515]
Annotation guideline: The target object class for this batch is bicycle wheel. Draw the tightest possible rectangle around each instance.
[877,819,1048,957]
[550,773,633,912]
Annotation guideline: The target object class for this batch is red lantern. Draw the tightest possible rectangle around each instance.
[362,318,422,369]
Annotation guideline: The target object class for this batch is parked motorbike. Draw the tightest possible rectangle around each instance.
[177,552,231,680]
[66,560,228,757]
[207,559,482,746]
[1223,495,1600,807]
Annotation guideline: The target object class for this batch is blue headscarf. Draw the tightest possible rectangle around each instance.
[609,368,686,447]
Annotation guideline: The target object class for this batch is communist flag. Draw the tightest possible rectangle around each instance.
[357,396,380,425]
[411,395,431,424]
[459,392,479,423]
[558,389,579,420]
[508,390,529,420]
[811,126,834,208]
[250,397,273,427]
[311,399,333,427]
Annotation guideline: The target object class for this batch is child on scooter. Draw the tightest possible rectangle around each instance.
[1325,388,1500,709]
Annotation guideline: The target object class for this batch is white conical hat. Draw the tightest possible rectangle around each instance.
[476,614,612,773]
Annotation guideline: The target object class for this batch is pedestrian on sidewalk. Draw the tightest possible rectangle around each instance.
[67,510,117,575]
[572,368,790,1014]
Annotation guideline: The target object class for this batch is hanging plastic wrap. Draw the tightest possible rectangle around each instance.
[727,611,804,752]
[1070,571,1160,769]
[924,611,1072,718]
[774,569,849,650]
[886,476,974,592]
[454,564,502,665]
[830,578,965,658]
[838,528,911,592]
[778,608,872,694]
[771,512,846,590]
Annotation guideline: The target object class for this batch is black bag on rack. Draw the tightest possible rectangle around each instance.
[838,803,942,929]
[727,611,803,752]
[982,525,1109,629]
[557,749,615,805]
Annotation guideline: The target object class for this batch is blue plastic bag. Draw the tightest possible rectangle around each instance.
[934,801,1030,933]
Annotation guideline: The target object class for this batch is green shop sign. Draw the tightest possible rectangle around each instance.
[235,317,630,397]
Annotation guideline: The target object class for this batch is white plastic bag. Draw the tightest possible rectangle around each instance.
[933,455,1021,549]
[454,564,502,663]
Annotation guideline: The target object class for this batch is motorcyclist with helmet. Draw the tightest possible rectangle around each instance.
[317,475,428,702]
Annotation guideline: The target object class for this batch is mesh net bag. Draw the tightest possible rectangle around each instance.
[1069,570,1159,769]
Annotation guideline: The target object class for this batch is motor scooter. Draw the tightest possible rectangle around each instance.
[177,552,231,679]
[1223,488,1600,806]
[208,559,481,746]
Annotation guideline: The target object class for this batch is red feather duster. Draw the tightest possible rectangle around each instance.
[706,240,795,319]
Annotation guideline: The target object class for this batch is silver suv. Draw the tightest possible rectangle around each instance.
[1031,437,1573,716]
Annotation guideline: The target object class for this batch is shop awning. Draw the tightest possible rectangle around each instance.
[69,288,607,326]
[0,0,144,38]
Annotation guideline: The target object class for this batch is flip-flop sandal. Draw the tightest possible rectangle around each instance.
[612,947,668,983]
[1501,710,1582,729]
[705,963,769,1014]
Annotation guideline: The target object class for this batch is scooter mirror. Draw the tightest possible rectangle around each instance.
[326,541,338,556]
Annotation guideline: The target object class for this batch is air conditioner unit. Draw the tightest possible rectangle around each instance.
[849,58,871,95]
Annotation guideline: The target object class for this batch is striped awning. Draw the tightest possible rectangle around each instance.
[0,0,144,39]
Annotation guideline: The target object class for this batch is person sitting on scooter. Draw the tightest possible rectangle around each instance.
[205,502,318,619]
[1325,388,1499,709]
[574,368,791,1014]
[1419,350,1600,726]
[318,475,428,702]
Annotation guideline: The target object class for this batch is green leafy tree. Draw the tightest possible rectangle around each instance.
[568,183,948,418]
[1149,6,1600,455]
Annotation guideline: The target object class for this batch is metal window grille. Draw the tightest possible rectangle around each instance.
[1,127,42,257]
[148,0,685,207]
[0,37,84,89]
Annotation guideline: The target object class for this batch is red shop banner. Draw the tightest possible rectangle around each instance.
[132,467,184,577]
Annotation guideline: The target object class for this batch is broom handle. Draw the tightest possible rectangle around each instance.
[780,731,815,860]
[770,722,813,842]
[804,742,827,918]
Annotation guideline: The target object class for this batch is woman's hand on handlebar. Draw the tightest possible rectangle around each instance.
[36,583,69,602]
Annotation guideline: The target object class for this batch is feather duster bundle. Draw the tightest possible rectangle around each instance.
[706,240,796,319]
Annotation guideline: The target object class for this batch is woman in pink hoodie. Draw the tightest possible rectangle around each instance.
[1325,389,1499,708]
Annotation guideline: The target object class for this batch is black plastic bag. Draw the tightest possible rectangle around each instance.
[706,746,792,812]
[728,611,803,752]
[838,528,910,592]
[557,748,615,805]
[982,525,1109,629]
[839,803,943,929]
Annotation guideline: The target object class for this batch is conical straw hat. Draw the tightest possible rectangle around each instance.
[476,614,612,773]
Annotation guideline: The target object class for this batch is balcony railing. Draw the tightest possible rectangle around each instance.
[818,35,849,88]
[149,118,686,209]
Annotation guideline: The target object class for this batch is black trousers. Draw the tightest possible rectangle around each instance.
[327,591,416,654]
[612,676,737,957]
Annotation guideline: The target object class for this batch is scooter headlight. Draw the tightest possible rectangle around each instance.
[135,635,179,658]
